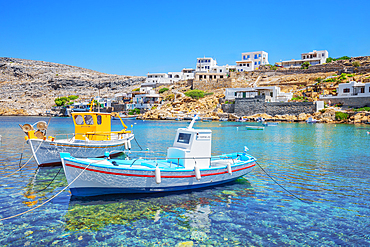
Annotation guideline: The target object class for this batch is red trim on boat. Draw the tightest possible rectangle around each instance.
[65,163,255,178]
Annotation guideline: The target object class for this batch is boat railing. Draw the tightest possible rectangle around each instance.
[123,151,243,168]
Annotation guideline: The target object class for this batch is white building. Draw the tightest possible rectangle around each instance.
[196,57,217,72]
[144,68,195,87]
[126,87,162,110]
[225,86,293,102]
[235,51,269,72]
[281,50,329,68]
[321,81,370,99]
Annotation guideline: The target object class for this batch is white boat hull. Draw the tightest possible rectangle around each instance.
[61,154,255,197]
[28,134,134,167]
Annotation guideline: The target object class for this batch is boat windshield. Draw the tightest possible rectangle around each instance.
[84,115,94,125]
[74,115,84,125]
[177,133,191,144]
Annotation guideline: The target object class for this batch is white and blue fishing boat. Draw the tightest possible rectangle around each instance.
[60,117,256,197]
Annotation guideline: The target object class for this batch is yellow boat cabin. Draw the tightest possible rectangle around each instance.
[72,112,131,141]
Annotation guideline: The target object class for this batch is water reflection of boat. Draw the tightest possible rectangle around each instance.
[23,167,67,207]
[61,117,256,197]
[64,178,255,232]
[21,112,134,167]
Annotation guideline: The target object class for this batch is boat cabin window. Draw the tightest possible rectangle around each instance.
[177,133,191,144]
[74,115,84,125]
[97,115,102,125]
[84,115,94,125]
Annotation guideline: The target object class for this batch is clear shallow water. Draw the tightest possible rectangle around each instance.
[0,116,369,246]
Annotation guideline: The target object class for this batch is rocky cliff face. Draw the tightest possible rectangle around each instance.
[0,57,145,115]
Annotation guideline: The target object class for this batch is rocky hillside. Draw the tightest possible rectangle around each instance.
[0,57,145,115]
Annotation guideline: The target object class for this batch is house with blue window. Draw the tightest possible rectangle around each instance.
[196,57,218,72]
[281,50,329,68]
[236,51,269,72]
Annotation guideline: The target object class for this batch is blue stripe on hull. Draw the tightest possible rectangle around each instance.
[70,176,246,197]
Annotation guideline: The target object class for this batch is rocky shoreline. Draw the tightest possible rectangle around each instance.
[1,57,370,124]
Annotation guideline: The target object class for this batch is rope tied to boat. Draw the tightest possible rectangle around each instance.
[0,159,105,222]
[255,161,307,203]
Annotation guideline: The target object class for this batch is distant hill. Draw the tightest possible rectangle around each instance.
[0,57,145,115]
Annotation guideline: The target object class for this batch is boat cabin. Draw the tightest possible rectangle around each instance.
[72,112,130,141]
[167,124,212,169]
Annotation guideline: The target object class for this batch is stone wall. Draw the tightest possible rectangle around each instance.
[221,103,235,113]
[321,96,370,108]
[230,96,316,116]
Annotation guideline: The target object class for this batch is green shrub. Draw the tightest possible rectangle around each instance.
[128,108,140,115]
[184,90,205,99]
[159,88,169,94]
[204,92,214,96]
[353,107,370,112]
[335,112,348,120]
[326,57,334,63]
[54,96,69,106]
[301,62,310,69]
[133,88,140,92]
[347,74,355,77]
[336,56,351,60]
[338,73,347,81]
[68,95,79,101]
[352,61,360,67]
[324,78,336,82]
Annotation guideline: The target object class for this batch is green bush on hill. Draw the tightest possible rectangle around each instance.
[128,108,140,115]
[335,112,349,120]
[159,88,169,94]
[185,90,205,99]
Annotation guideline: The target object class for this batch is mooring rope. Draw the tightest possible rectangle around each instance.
[0,140,43,180]
[134,137,143,150]
[255,161,306,202]
[0,159,102,222]
[36,167,63,192]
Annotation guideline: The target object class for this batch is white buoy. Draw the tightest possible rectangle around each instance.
[155,166,161,184]
[194,165,201,180]
[227,163,232,175]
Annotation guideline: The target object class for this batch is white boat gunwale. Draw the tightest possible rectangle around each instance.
[61,155,256,173]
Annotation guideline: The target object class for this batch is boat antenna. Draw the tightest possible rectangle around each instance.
[187,115,199,129]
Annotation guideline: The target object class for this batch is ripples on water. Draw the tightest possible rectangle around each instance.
[0,116,369,246]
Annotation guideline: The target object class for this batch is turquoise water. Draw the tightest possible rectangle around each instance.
[0,116,369,246]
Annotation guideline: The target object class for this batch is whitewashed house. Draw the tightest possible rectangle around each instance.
[126,87,161,110]
[196,57,218,72]
[281,50,329,68]
[144,68,195,87]
[236,51,269,72]
[225,86,293,102]
[321,81,370,99]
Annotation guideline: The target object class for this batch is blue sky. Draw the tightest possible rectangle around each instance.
[1,0,369,76]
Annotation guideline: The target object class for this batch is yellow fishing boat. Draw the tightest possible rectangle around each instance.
[21,111,134,167]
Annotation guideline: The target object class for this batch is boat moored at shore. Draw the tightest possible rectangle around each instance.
[21,112,134,167]
[60,116,256,197]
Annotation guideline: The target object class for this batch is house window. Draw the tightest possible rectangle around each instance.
[343,88,350,93]
[219,69,222,72]
[259,54,261,57]
[234,92,237,96]
[254,54,258,59]
[361,88,365,93]
[258,61,261,65]
[199,75,202,79]
[247,64,249,67]
[220,75,223,78]
[241,69,243,71]
[254,62,257,65]
[243,56,246,60]
[322,53,324,56]
[247,55,250,59]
